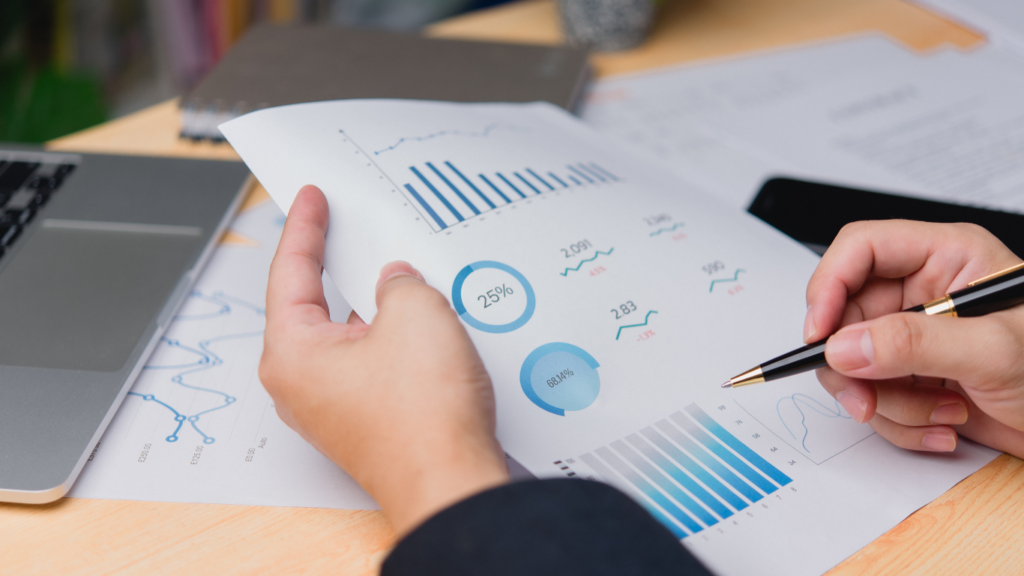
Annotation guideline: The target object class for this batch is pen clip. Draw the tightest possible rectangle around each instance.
[968,262,1024,287]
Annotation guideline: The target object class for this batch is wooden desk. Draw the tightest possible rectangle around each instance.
[5,1,1022,573]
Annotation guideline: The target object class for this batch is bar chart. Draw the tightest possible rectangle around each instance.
[402,159,620,232]
[573,404,792,539]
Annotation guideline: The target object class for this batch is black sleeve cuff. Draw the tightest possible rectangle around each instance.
[382,478,713,576]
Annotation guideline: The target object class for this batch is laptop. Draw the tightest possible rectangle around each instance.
[0,147,250,503]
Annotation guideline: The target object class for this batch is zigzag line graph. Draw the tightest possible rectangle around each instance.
[709,269,745,292]
[649,223,685,237]
[128,291,265,444]
[560,248,614,276]
[776,393,852,452]
[372,123,518,155]
[616,310,658,340]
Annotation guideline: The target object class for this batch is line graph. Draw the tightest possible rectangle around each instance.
[650,223,685,236]
[776,393,851,452]
[129,291,265,444]
[372,123,519,155]
[560,248,614,276]
[709,269,745,292]
[616,310,658,340]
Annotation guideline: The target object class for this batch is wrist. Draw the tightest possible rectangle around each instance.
[352,429,511,536]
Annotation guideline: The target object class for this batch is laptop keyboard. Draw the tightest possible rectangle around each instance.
[0,160,76,260]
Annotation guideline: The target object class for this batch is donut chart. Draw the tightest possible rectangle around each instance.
[520,343,601,416]
[452,261,535,333]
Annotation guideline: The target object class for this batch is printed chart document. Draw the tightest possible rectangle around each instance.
[222,100,997,576]
[69,199,378,510]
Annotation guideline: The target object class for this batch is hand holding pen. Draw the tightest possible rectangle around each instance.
[726,221,1024,458]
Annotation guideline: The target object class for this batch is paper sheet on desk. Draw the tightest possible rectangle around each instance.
[221,99,998,576]
[912,0,1024,55]
[581,35,1024,212]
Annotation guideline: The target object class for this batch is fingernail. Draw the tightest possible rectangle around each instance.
[837,392,867,423]
[376,261,422,289]
[930,403,968,425]
[827,329,874,371]
[922,432,957,452]
[803,305,817,342]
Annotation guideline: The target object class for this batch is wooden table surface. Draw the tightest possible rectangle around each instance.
[5,0,1022,574]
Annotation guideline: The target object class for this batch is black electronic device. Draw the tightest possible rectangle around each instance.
[748,177,1024,258]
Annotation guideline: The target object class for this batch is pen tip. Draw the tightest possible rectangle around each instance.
[721,380,733,388]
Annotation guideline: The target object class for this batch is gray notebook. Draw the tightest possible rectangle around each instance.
[179,24,591,141]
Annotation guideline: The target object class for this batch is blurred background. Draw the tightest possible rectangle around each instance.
[0,0,513,144]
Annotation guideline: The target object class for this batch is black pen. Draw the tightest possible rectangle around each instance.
[722,262,1024,389]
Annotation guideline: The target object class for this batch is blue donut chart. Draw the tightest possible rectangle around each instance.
[520,343,601,416]
[452,261,536,333]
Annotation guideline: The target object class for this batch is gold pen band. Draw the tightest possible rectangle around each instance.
[726,366,765,388]
[922,294,957,317]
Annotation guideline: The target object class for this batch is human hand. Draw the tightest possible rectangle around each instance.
[259,185,509,535]
[805,221,1024,458]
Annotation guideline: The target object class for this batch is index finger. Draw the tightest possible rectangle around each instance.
[266,185,332,326]
[806,221,1012,341]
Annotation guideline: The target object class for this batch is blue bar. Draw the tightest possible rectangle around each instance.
[640,427,748,511]
[655,420,763,503]
[589,162,619,181]
[577,163,607,182]
[526,168,554,190]
[685,404,793,486]
[403,184,447,230]
[612,440,718,526]
[568,175,582,186]
[568,165,594,183]
[515,172,542,194]
[596,447,702,533]
[670,412,777,494]
[411,166,463,222]
[580,453,687,539]
[497,173,526,198]
[427,162,479,215]
[548,172,568,187]
[626,434,735,518]
[479,174,512,203]
[446,161,496,209]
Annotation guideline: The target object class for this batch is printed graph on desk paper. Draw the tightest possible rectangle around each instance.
[127,290,265,445]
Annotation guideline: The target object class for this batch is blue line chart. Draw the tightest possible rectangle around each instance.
[616,311,658,340]
[776,393,851,452]
[372,124,519,155]
[709,269,745,292]
[650,223,685,237]
[128,291,265,444]
[560,248,614,276]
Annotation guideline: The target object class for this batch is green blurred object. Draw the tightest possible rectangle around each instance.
[0,59,107,143]
[0,0,108,144]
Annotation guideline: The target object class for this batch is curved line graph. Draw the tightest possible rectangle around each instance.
[372,123,518,155]
[560,248,614,276]
[776,393,851,452]
[649,223,685,237]
[616,310,658,340]
[709,269,745,292]
[129,291,265,444]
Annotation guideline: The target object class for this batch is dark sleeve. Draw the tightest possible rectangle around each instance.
[382,478,714,576]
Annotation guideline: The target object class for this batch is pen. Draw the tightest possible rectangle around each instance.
[722,262,1024,389]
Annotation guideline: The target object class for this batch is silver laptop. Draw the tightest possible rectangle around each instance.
[0,148,249,503]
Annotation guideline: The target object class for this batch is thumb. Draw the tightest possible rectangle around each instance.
[824,312,1015,383]
[373,261,458,326]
